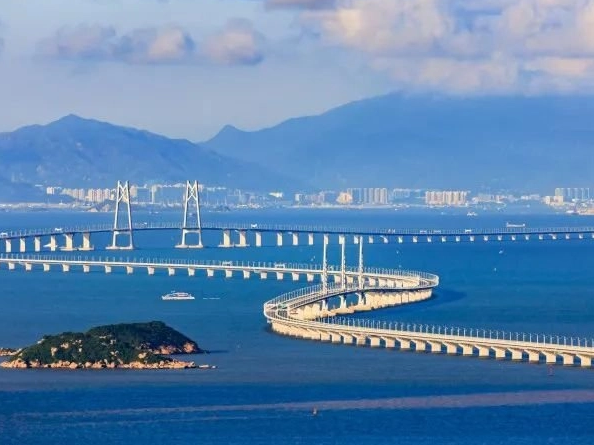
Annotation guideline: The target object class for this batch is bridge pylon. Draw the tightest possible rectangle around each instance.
[107,181,134,250]
[358,235,364,288]
[322,234,328,294]
[176,180,203,249]
[340,235,346,290]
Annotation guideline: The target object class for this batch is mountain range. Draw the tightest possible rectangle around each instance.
[2,94,594,201]
[0,115,292,196]
[203,94,594,192]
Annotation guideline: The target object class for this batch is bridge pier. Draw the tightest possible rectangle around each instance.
[509,349,523,361]
[276,272,284,280]
[477,346,490,358]
[306,273,314,282]
[396,338,411,350]
[320,332,331,342]
[34,237,41,252]
[428,341,442,353]
[382,337,396,348]
[19,238,26,253]
[147,267,155,275]
[369,336,381,347]
[368,236,374,244]
[414,340,428,352]
[225,270,232,279]
[107,230,134,250]
[260,272,267,280]
[243,270,250,279]
[544,352,557,364]
[276,233,283,247]
[207,269,214,278]
[62,264,70,273]
[48,236,57,251]
[219,230,232,248]
[188,268,195,277]
[168,267,175,276]
[43,263,50,272]
[8,262,15,270]
[104,265,112,274]
[82,265,90,273]
[24,263,32,271]
[79,232,93,251]
[4,239,11,253]
[398,236,404,244]
[493,347,507,359]
[561,354,575,366]
[291,272,299,281]
[527,350,540,363]
[444,343,458,354]
[126,266,134,275]
[236,231,248,247]
[330,332,342,343]
[292,233,298,246]
[354,335,366,346]
[578,355,592,367]
[308,233,314,245]
[342,334,354,345]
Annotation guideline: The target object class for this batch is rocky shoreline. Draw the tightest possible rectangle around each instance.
[0,348,18,357]
[0,357,213,369]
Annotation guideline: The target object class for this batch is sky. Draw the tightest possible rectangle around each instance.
[1,0,594,140]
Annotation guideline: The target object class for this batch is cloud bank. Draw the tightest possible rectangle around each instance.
[298,0,594,93]
[38,21,266,66]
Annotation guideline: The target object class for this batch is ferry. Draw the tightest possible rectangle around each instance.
[161,291,195,301]
[505,222,526,228]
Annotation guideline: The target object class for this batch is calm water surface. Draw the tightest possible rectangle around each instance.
[1,209,593,444]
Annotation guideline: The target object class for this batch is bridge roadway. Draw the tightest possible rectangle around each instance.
[264,281,594,369]
[0,253,418,286]
[3,221,594,253]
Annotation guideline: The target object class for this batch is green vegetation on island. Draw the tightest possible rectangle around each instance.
[1,321,204,369]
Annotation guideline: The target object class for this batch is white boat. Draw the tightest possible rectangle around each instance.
[467,211,478,217]
[505,222,526,228]
[162,291,195,301]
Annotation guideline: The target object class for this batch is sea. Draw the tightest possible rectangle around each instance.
[1,207,594,444]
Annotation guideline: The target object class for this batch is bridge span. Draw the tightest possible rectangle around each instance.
[264,282,594,369]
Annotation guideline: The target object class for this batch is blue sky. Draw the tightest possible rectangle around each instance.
[1,0,593,139]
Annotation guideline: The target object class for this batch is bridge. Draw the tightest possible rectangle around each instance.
[2,180,594,253]
[2,179,593,369]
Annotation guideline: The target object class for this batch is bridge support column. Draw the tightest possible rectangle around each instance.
[225,270,232,279]
[292,233,298,246]
[19,238,26,253]
[187,268,195,277]
[237,231,248,247]
[291,272,299,281]
[368,236,374,244]
[4,239,11,253]
[276,272,284,280]
[355,335,366,346]
[49,236,57,251]
[60,234,75,251]
[147,267,155,275]
[369,337,381,347]
[414,340,427,352]
[104,265,112,274]
[527,350,540,363]
[306,273,314,282]
[207,269,214,278]
[276,232,283,247]
[444,343,458,355]
[260,272,267,280]
[561,354,575,366]
[82,265,90,273]
[255,232,262,247]
[219,230,232,248]
[342,334,354,345]
[243,270,250,279]
[544,352,557,364]
[8,262,15,270]
[126,266,134,275]
[477,346,490,358]
[509,349,523,361]
[330,333,342,343]
[34,237,41,252]
[396,338,411,351]
[578,355,592,367]
[43,263,50,272]
[62,264,70,273]
[493,347,506,359]
[168,267,175,276]
[383,338,396,348]
[308,233,314,245]
[320,332,331,342]
[24,263,32,271]
[80,233,94,251]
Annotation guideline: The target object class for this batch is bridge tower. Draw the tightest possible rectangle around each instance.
[340,235,346,290]
[358,235,364,288]
[107,181,134,250]
[176,180,203,248]
[322,234,328,294]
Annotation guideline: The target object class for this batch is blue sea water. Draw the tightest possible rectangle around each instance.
[1,208,594,444]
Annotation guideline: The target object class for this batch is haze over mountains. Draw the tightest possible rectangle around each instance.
[0,115,292,199]
[1,94,594,201]
[203,94,594,192]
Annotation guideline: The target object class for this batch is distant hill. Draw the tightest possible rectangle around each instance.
[202,94,594,192]
[0,115,294,191]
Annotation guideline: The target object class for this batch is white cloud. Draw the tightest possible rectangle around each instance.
[297,0,594,93]
[203,19,266,65]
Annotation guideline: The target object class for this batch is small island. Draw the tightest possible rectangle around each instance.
[1,321,208,370]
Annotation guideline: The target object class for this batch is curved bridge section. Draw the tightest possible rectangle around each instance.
[264,275,594,369]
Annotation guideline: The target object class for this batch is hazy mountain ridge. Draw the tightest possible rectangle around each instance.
[203,94,594,192]
[0,115,294,193]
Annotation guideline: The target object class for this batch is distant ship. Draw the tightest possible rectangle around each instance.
[505,222,526,228]
[467,211,478,217]
[161,291,195,301]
